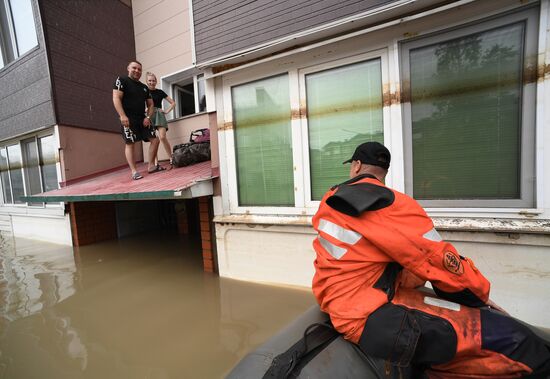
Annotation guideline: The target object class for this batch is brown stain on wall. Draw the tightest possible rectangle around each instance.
[218,59,549,129]
[399,61,549,105]
[219,122,233,131]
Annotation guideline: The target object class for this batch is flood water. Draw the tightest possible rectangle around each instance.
[0,233,317,379]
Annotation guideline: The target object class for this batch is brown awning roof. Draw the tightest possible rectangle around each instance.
[21,161,216,202]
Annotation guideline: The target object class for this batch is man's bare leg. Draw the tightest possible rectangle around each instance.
[125,143,137,174]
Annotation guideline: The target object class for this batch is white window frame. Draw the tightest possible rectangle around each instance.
[223,70,300,215]
[299,50,391,208]
[399,7,539,208]
[222,50,391,215]
[21,136,44,207]
[172,74,208,119]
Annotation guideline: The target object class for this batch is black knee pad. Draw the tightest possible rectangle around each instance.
[359,303,457,367]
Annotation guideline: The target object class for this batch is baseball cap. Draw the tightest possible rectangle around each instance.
[342,141,391,170]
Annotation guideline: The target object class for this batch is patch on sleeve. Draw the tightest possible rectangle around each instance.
[443,251,463,275]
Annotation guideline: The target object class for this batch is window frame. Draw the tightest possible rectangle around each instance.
[21,136,44,207]
[171,74,208,119]
[222,50,390,214]
[298,50,391,208]
[399,7,538,208]
[0,0,39,70]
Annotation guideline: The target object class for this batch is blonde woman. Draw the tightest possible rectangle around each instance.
[146,72,176,169]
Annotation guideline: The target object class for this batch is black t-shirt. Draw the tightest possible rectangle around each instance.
[150,89,168,108]
[113,76,151,117]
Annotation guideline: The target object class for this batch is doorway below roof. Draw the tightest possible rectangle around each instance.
[68,196,216,273]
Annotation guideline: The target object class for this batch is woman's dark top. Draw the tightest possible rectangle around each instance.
[150,89,168,108]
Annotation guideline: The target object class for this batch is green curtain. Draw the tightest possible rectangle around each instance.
[232,75,294,206]
[410,23,524,199]
[307,59,384,200]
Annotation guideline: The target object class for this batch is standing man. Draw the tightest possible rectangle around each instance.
[113,61,161,180]
[312,141,550,377]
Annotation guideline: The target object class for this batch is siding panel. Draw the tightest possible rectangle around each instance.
[0,0,54,141]
[41,0,135,132]
[193,0,398,63]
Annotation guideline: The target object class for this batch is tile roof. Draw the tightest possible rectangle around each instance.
[22,161,216,202]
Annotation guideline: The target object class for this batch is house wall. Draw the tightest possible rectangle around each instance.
[57,125,132,183]
[132,0,194,78]
[11,212,71,245]
[0,0,55,141]
[192,0,399,64]
[39,0,134,134]
[212,0,550,329]
[215,222,550,328]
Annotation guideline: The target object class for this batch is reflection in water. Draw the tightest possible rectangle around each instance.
[0,234,316,378]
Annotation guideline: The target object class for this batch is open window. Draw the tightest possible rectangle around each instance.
[172,74,207,118]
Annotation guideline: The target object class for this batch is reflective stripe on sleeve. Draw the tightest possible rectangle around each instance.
[423,228,442,242]
[318,219,362,244]
[318,236,347,259]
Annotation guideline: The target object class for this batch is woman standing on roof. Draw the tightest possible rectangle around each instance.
[146,72,176,169]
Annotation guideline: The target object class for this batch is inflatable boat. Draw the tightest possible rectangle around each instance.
[226,304,420,378]
[226,304,550,379]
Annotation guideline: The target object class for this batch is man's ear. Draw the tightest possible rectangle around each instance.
[352,160,361,175]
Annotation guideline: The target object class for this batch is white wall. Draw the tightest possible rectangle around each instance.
[216,222,550,329]
[216,223,316,287]
[10,213,72,245]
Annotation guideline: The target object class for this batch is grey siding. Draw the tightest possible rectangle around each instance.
[0,0,55,141]
[40,0,134,133]
[193,0,398,63]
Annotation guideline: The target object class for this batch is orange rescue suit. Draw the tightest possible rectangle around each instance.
[312,174,550,378]
[312,174,489,343]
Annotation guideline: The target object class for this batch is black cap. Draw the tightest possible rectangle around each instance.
[343,141,391,170]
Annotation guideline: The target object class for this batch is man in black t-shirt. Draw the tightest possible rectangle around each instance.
[112,61,160,180]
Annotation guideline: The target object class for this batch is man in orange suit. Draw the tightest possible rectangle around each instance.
[312,141,550,378]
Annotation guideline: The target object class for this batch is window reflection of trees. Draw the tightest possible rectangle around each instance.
[411,25,523,199]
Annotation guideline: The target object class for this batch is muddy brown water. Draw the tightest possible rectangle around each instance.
[0,233,316,379]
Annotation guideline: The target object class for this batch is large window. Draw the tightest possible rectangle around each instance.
[304,59,384,200]
[0,0,38,69]
[401,8,537,208]
[226,51,388,211]
[0,134,59,206]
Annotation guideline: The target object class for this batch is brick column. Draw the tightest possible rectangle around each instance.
[70,201,117,246]
[175,201,189,235]
[198,196,216,273]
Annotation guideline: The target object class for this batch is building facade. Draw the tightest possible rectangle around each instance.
[191,0,550,329]
[0,0,135,245]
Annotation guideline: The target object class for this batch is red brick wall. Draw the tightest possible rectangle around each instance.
[70,202,117,246]
[199,197,216,273]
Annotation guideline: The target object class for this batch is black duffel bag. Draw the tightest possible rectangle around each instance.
[172,128,210,167]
